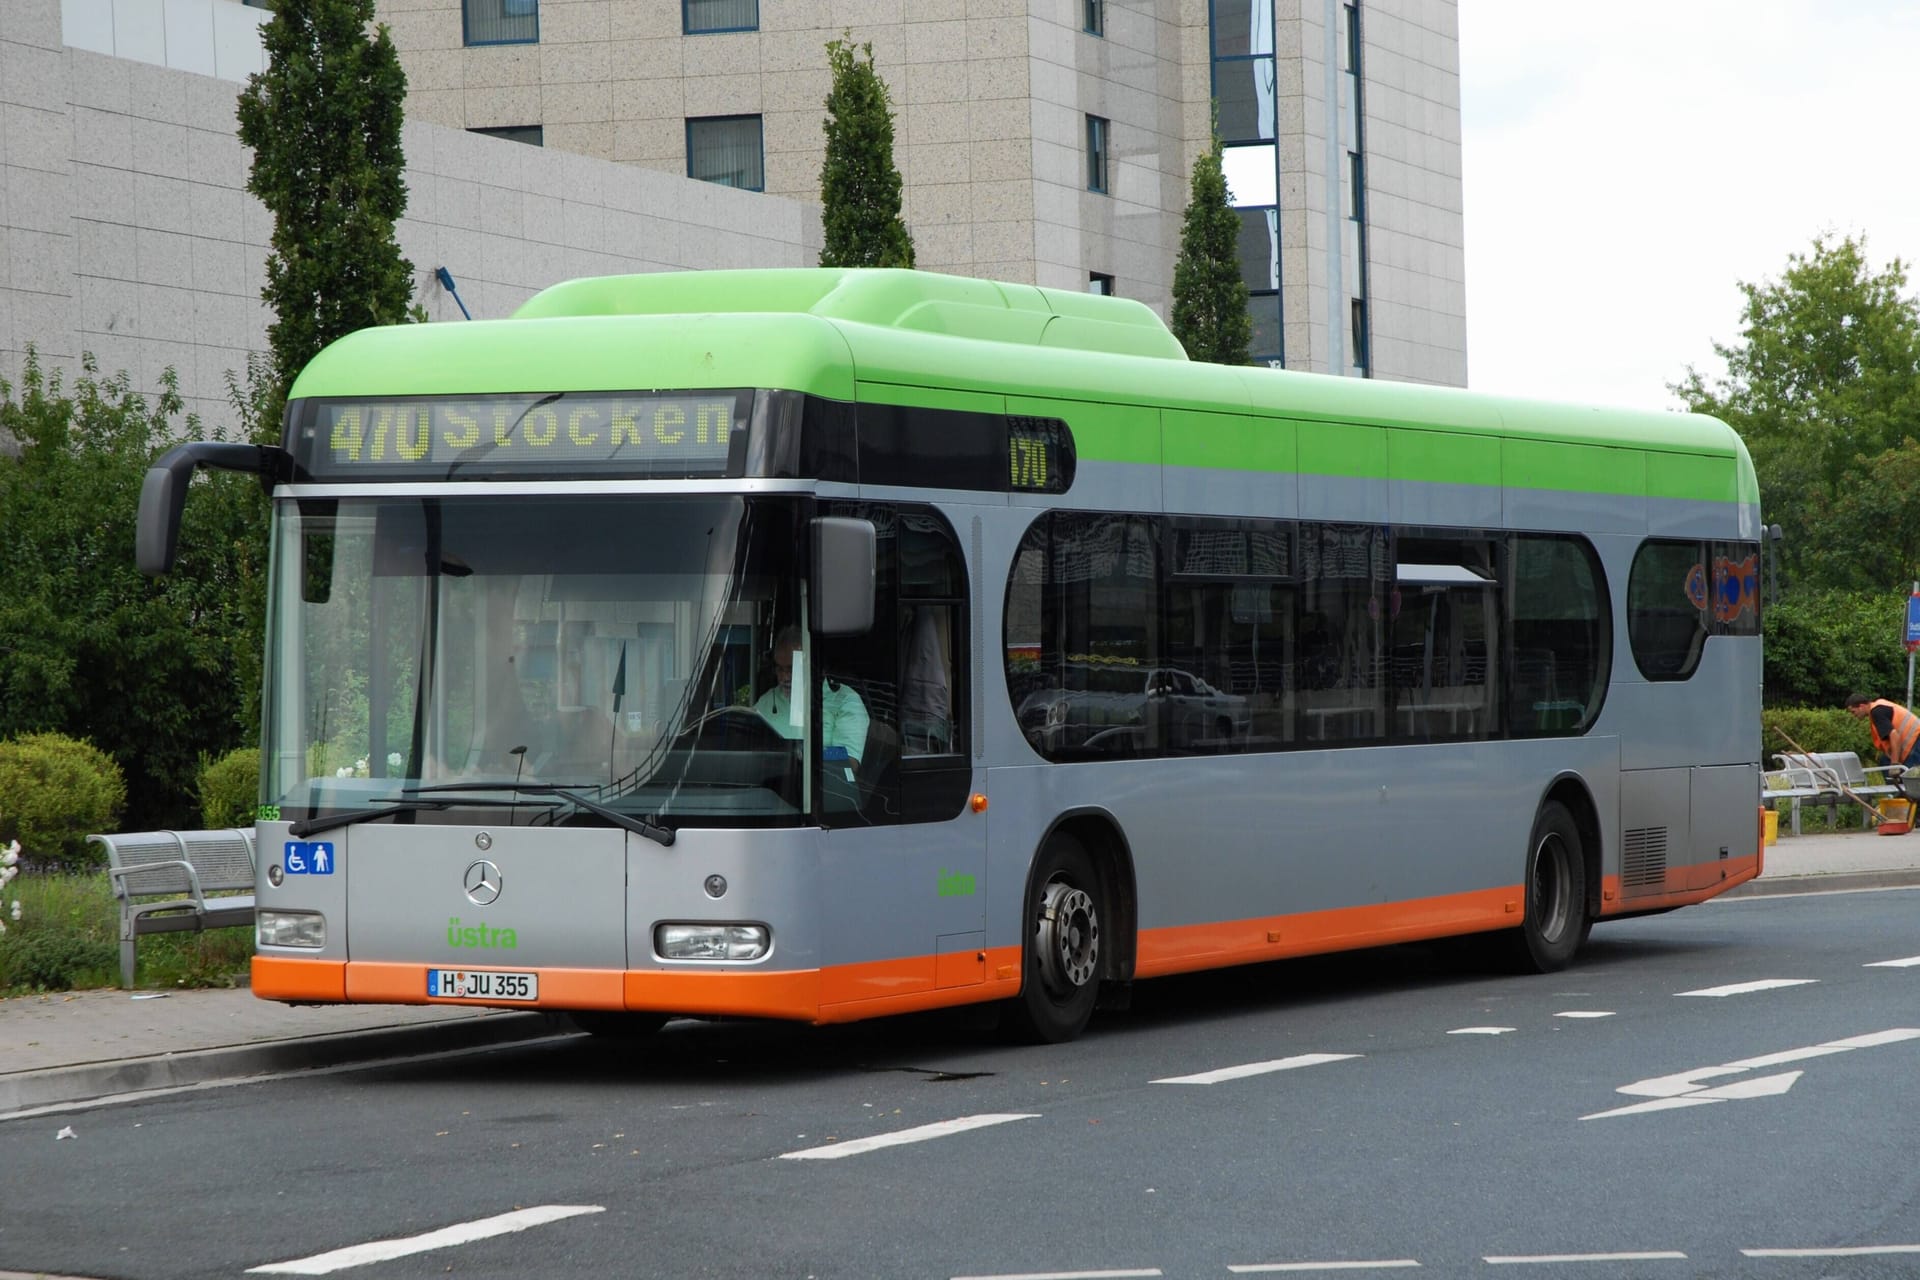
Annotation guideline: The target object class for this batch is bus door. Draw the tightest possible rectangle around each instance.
[815,500,987,1006]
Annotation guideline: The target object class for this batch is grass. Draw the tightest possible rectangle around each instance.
[0,869,253,995]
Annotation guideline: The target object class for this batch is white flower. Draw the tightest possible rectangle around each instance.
[0,919,7,935]
[335,766,352,778]
[2,840,18,866]
[9,900,18,921]
[387,752,403,770]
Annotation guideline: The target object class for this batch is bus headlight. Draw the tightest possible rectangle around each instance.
[654,923,769,961]
[257,911,326,949]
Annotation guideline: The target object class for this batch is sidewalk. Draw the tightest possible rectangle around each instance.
[4,826,1918,1115]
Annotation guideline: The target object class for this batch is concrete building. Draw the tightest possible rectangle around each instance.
[384,0,1467,382]
[1,0,1464,433]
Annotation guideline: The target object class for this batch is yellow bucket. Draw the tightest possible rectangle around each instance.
[1762,808,1778,846]
[1878,798,1913,834]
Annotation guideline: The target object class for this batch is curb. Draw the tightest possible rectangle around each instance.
[0,1010,572,1116]
[1723,868,1920,899]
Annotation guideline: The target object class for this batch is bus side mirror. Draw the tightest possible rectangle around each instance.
[136,442,288,576]
[811,516,875,636]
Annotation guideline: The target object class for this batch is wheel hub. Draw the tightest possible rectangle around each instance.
[1037,881,1099,991]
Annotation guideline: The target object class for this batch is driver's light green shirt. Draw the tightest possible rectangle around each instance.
[752,681,870,764]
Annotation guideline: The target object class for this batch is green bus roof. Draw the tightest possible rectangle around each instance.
[286,268,1755,502]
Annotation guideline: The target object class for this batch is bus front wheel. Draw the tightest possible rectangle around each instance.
[1006,833,1103,1043]
[1508,800,1590,973]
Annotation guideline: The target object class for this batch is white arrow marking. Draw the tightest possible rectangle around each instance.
[1691,1070,1802,1101]
[1553,1011,1615,1019]
[1153,1053,1359,1085]
[1446,1026,1516,1036]
[1865,955,1920,967]
[1676,978,1818,997]
[1587,1029,1920,1120]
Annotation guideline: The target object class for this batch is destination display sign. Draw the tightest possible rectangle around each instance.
[292,391,751,479]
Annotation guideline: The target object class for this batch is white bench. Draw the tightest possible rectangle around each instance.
[1764,752,1903,834]
[87,829,257,988]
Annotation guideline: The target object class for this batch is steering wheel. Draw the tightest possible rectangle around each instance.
[676,706,792,753]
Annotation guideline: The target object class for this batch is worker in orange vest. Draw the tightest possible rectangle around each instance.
[1845,691,1920,770]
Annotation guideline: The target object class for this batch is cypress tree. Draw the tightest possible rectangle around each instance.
[819,36,915,269]
[237,0,422,432]
[1170,132,1252,364]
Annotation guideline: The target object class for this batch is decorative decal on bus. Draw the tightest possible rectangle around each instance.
[937,868,978,897]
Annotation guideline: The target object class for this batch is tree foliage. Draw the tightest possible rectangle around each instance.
[818,36,915,270]
[236,0,421,430]
[1673,235,1920,592]
[0,353,268,831]
[1170,132,1251,365]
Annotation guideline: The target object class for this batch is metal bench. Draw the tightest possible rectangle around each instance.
[87,829,258,988]
[1765,752,1902,834]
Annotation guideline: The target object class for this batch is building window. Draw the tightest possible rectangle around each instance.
[687,115,764,191]
[1086,115,1110,193]
[1350,299,1369,373]
[1348,151,1364,219]
[1088,272,1115,296]
[1084,0,1104,35]
[469,125,543,147]
[684,0,757,34]
[463,0,538,46]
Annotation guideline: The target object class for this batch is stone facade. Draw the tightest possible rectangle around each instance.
[1,0,819,431]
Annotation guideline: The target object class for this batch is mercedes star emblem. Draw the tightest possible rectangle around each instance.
[463,859,503,906]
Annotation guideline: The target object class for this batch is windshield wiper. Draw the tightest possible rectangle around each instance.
[405,782,675,847]
[287,795,548,838]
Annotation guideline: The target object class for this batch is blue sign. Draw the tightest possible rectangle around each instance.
[1907,594,1920,651]
[283,841,335,875]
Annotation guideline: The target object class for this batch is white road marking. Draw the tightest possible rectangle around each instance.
[1446,1027,1515,1035]
[1585,1027,1920,1119]
[1151,1053,1358,1085]
[780,1113,1037,1159]
[1552,1011,1614,1019]
[1676,978,1817,997]
[1742,1245,1920,1258]
[1484,1252,1686,1265]
[1229,1260,1421,1272]
[247,1205,603,1275]
[1865,955,1920,967]
[951,1270,1162,1280]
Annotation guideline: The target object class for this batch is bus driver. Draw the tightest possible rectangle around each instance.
[754,625,870,773]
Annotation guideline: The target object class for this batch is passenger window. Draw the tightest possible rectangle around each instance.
[1628,539,1708,681]
[1392,535,1498,741]
[1510,534,1608,733]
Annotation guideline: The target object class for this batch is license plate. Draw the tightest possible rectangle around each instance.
[427,969,538,1001]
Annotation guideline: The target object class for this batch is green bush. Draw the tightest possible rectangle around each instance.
[199,747,261,829]
[0,732,127,869]
[1,929,117,991]
[1760,705,1875,762]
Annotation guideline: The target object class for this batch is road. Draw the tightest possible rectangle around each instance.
[3,887,1918,1280]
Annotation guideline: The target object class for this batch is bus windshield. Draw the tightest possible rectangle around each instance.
[263,494,813,829]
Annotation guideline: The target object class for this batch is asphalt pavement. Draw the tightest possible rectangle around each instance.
[4,823,1917,1116]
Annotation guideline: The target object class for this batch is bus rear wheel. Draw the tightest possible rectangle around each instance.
[1507,800,1590,973]
[1005,833,1103,1043]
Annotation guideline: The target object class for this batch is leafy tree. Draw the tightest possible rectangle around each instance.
[1673,235,1920,591]
[236,0,422,432]
[819,36,915,270]
[1760,587,1906,708]
[1170,130,1251,364]
[0,352,267,831]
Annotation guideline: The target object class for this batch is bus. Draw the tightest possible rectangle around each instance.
[137,268,1765,1044]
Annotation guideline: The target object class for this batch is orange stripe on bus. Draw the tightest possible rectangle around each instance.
[1135,886,1520,978]
[252,955,346,1002]
[1597,854,1760,916]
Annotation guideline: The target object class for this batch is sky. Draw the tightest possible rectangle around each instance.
[1456,0,1920,412]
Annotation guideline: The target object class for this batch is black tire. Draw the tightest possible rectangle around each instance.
[566,1011,667,1041]
[1507,801,1590,973]
[1004,833,1104,1043]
